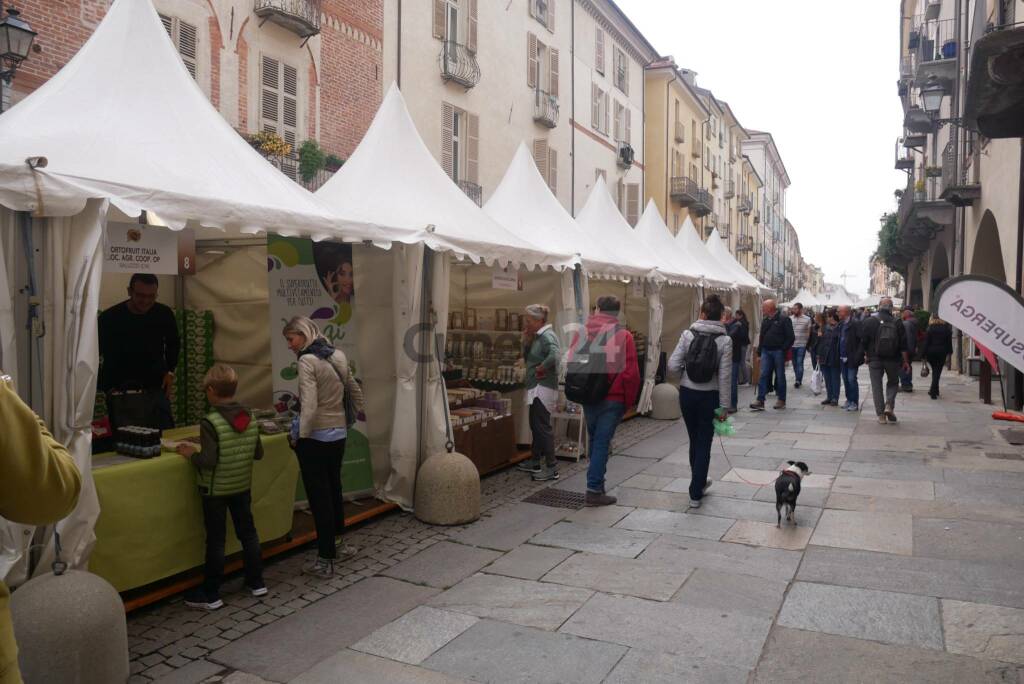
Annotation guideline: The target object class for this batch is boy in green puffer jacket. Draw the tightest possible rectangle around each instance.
[177,364,266,610]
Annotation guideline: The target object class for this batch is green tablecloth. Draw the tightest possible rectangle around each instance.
[90,429,299,592]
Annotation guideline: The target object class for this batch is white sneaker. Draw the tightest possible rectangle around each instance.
[689,499,702,508]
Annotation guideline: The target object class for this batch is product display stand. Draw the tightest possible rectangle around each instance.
[551,398,587,462]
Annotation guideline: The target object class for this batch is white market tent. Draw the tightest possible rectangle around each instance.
[634,200,708,287]
[673,218,745,291]
[575,176,661,282]
[0,0,393,587]
[820,286,858,308]
[705,227,768,293]
[784,288,825,309]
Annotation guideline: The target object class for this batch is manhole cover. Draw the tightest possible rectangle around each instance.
[523,487,587,510]
[985,451,1024,461]
[1000,429,1024,446]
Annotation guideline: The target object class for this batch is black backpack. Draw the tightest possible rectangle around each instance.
[875,318,900,358]
[565,328,618,405]
[684,331,722,383]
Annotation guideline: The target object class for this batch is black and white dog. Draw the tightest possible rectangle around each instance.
[775,461,810,527]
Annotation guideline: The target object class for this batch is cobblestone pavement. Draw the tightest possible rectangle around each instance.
[130,370,1024,683]
[126,414,670,682]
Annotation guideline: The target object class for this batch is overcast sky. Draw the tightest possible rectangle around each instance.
[617,0,906,296]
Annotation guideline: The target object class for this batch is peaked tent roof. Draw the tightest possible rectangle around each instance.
[633,200,705,287]
[317,85,572,270]
[784,288,824,308]
[483,142,620,274]
[574,177,660,281]
[0,0,377,241]
[704,227,768,293]
[672,217,745,289]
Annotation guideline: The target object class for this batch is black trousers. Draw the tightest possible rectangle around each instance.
[679,387,719,501]
[528,398,555,467]
[201,490,263,593]
[296,437,346,560]
[927,354,946,396]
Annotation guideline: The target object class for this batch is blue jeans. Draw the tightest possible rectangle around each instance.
[792,347,807,384]
[583,400,626,493]
[730,360,741,410]
[678,387,719,501]
[757,349,787,402]
[841,361,860,407]
[900,362,914,389]
[823,365,841,403]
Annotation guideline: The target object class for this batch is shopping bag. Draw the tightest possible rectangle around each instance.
[809,368,824,396]
[920,363,930,378]
[713,408,737,437]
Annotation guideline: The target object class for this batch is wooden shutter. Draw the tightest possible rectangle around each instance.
[532,138,549,183]
[613,101,621,141]
[591,83,599,129]
[467,0,478,52]
[549,48,559,97]
[625,108,632,145]
[261,55,280,134]
[160,14,198,80]
[595,29,605,75]
[433,0,445,39]
[626,183,640,225]
[527,33,538,88]
[603,92,610,135]
[548,148,557,194]
[441,102,455,180]
[620,51,629,95]
[466,113,479,184]
[282,63,298,146]
[547,0,555,32]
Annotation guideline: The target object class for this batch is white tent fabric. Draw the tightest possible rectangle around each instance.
[0,212,15,381]
[317,86,573,271]
[704,227,768,293]
[575,177,660,281]
[0,0,379,242]
[785,288,824,309]
[673,218,744,290]
[820,286,858,307]
[484,143,620,277]
[633,201,705,287]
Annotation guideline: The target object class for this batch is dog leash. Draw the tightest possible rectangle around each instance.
[715,431,769,487]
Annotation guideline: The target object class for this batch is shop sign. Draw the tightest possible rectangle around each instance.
[492,265,522,291]
[104,223,178,275]
[934,275,1024,373]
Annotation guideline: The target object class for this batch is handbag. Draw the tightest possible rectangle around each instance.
[809,368,824,396]
[920,363,930,378]
[343,373,361,428]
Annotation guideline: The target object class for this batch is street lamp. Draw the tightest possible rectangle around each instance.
[0,7,35,84]
[920,76,945,115]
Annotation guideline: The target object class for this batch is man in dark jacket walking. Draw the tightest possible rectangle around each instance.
[861,298,911,424]
[900,307,919,391]
[837,305,864,411]
[750,299,795,411]
[725,309,750,414]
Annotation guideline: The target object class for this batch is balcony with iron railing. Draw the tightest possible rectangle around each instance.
[254,0,321,38]
[458,180,483,206]
[738,196,752,214]
[940,137,980,207]
[674,120,686,143]
[439,41,481,89]
[736,235,754,252]
[260,150,336,192]
[895,138,915,170]
[719,221,731,239]
[669,176,711,217]
[894,177,954,268]
[533,89,559,128]
[724,178,735,199]
[913,17,958,85]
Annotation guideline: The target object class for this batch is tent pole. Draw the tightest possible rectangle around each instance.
[412,246,433,497]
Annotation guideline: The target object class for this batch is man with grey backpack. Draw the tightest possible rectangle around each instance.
[860,298,911,424]
[668,294,732,508]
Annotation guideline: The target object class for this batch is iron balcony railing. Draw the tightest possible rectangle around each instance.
[458,180,482,206]
[674,120,686,143]
[940,135,981,206]
[254,0,321,37]
[917,17,958,64]
[724,178,736,199]
[719,221,731,239]
[669,176,712,217]
[533,89,559,128]
[738,196,752,214]
[440,41,481,89]
[735,235,754,252]
[262,150,335,192]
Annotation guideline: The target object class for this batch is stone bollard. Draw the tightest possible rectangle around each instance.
[649,382,682,420]
[414,451,481,525]
[10,569,128,684]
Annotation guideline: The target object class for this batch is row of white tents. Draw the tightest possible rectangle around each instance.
[0,0,767,583]
[783,288,902,311]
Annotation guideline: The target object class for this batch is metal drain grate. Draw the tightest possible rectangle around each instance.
[1000,429,1024,446]
[523,487,587,510]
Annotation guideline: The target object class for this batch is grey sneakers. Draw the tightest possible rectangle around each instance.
[302,557,335,579]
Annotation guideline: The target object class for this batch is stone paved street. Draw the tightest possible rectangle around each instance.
[130,371,1024,683]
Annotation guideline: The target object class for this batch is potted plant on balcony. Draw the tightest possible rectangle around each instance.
[915,178,927,200]
[925,165,942,178]
[298,139,326,183]
[325,154,345,172]
[248,130,291,158]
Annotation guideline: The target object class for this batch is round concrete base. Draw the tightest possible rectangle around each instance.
[10,569,128,683]
[414,451,481,525]
[650,383,682,420]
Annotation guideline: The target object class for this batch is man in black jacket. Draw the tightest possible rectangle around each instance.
[860,298,911,424]
[750,299,795,411]
[837,305,863,411]
[900,307,919,391]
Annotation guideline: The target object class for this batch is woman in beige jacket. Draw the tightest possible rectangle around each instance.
[282,317,364,578]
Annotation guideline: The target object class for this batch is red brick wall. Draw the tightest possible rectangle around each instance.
[237,16,250,131]
[208,14,222,111]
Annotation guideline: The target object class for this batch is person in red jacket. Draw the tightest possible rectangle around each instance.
[571,295,640,506]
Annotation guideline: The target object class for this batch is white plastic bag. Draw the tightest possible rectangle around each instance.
[809,368,824,396]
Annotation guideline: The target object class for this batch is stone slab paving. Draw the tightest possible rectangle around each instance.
[350,606,478,665]
[810,509,914,555]
[722,519,815,550]
[777,582,944,650]
[541,551,689,601]
[914,517,1024,566]
[607,486,691,511]
[603,648,751,684]
[423,619,627,684]
[529,521,657,558]
[292,649,473,684]
[638,534,803,582]
[942,599,1024,665]
[426,573,593,630]
[444,502,567,552]
[379,541,502,589]
[722,467,835,488]
[562,503,633,527]
[671,568,789,619]
[832,475,936,500]
[614,507,735,540]
[480,544,574,581]
[687,494,824,527]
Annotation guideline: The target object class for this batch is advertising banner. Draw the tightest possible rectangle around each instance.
[267,234,373,495]
[104,223,178,275]
[934,275,1024,374]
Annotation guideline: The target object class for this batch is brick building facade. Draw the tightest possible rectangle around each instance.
[12,0,382,171]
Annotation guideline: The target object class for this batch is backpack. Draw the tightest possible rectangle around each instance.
[875,318,900,358]
[564,328,619,405]
[684,331,722,383]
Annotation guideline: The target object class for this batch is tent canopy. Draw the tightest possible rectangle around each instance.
[633,201,706,287]
[483,142,619,274]
[784,288,824,308]
[673,218,746,289]
[0,0,374,241]
[704,226,768,293]
[574,177,660,281]
[317,86,573,270]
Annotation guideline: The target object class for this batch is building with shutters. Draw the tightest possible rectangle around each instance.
[12,0,382,190]
[383,0,655,219]
[742,130,791,289]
